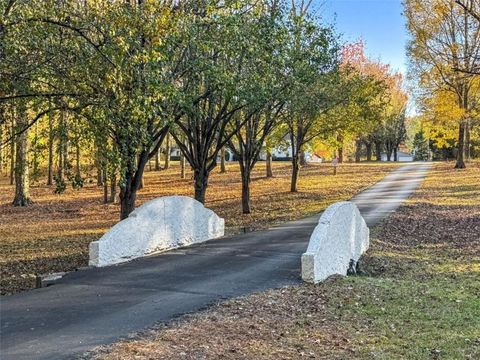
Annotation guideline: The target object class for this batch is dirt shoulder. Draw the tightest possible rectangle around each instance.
[88,162,480,360]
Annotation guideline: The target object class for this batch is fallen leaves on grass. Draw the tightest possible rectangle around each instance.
[88,280,357,360]
[0,162,398,295]
[88,162,480,360]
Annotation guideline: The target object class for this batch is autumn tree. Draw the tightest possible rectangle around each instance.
[1,0,414,220]
[339,40,407,162]
[170,1,287,204]
[226,3,290,214]
[405,0,480,168]
[17,1,178,218]
[0,0,58,205]
[285,4,341,192]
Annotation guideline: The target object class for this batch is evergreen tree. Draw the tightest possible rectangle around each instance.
[413,130,429,161]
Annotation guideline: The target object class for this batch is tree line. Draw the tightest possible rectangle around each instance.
[1,0,408,219]
[405,0,480,167]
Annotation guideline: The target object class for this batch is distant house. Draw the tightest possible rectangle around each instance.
[170,147,182,161]
[260,147,316,162]
[380,151,413,162]
[268,147,293,161]
[170,141,315,163]
[169,146,235,161]
[310,154,324,163]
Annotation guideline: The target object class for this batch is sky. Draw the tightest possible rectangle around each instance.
[315,0,408,76]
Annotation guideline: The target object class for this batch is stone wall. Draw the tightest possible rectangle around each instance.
[301,201,369,283]
[89,196,225,267]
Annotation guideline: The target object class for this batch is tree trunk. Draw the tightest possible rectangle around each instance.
[63,145,69,174]
[120,185,136,219]
[103,166,108,204]
[266,150,273,178]
[9,116,15,185]
[57,141,64,181]
[299,149,307,166]
[155,149,160,171]
[194,167,209,204]
[119,151,148,220]
[355,139,362,163]
[393,147,398,162]
[61,111,69,175]
[75,142,81,177]
[386,148,392,161]
[366,143,372,161]
[290,127,302,193]
[337,134,344,163]
[291,155,299,192]
[57,111,67,181]
[95,147,103,186]
[240,164,251,214]
[455,121,466,168]
[465,119,471,161]
[164,132,170,170]
[13,111,31,206]
[135,155,144,190]
[47,108,54,185]
[32,122,39,179]
[0,121,3,173]
[375,141,382,161]
[109,172,117,203]
[442,147,447,161]
[180,152,186,179]
[220,147,226,173]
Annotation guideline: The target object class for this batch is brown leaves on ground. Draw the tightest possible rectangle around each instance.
[88,279,356,360]
[0,162,398,295]
[88,161,480,360]
[364,162,480,279]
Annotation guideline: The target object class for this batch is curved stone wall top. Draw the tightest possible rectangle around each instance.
[301,201,369,283]
[89,196,225,267]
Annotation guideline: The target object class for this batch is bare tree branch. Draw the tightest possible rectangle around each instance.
[455,0,480,23]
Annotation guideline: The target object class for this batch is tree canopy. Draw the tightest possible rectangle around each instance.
[0,0,418,218]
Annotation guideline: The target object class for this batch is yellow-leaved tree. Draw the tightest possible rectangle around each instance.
[405,0,480,168]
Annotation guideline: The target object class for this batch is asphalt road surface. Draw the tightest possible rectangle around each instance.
[0,163,431,360]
